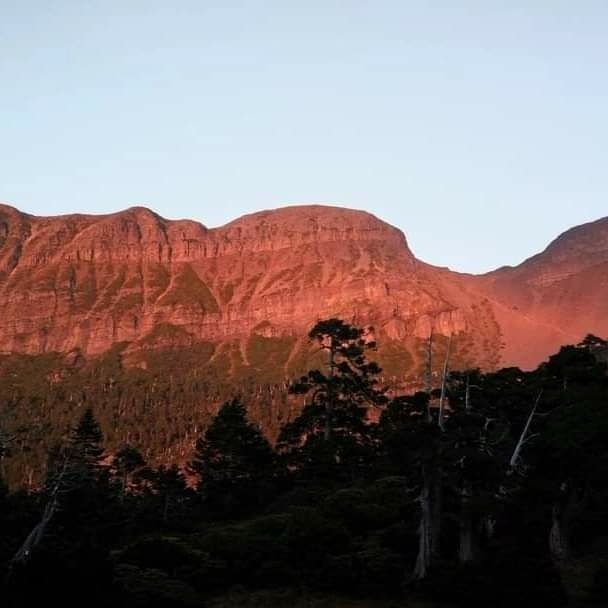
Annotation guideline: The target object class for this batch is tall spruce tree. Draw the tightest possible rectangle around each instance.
[67,407,105,484]
[189,398,275,514]
[8,408,115,607]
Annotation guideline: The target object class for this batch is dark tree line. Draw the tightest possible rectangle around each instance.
[0,320,606,607]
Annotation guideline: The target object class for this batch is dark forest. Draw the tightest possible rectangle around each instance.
[0,320,606,607]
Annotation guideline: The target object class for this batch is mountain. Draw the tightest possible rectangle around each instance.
[0,201,605,486]
[474,217,608,368]
[0,202,604,376]
[0,203,490,384]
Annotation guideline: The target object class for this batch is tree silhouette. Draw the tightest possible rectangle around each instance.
[110,444,147,501]
[67,407,105,484]
[189,398,275,514]
[153,464,190,523]
[279,319,386,478]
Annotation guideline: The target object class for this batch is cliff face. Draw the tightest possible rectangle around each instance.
[0,202,604,375]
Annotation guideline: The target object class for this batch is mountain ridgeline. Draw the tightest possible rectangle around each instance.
[0,203,606,486]
[0,202,606,370]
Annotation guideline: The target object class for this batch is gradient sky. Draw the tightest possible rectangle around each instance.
[1,2,606,273]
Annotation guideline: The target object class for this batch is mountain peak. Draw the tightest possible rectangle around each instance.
[542,216,608,257]
[216,203,411,257]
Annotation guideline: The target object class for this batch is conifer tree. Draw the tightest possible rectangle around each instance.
[154,464,190,523]
[189,398,274,513]
[532,341,608,562]
[442,370,509,564]
[278,319,386,477]
[8,408,115,607]
[67,407,105,484]
[380,391,440,580]
[111,444,147,500]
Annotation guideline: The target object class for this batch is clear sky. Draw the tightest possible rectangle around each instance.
[1,2,606,273]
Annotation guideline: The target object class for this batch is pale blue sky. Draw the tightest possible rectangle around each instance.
[1,2,606,273]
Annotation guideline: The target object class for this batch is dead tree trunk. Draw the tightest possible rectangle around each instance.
[425,330,434,422]
[431,459,442,560]
[11,457,70,566]
[549,502,571,562]
[459,480,475,563]
[414,464,433,580]
[324,338,335,441]
[509,391,542,469]
[549,482,583,562]
[437,334,452,431]
[413,443,443,579]
[431,335,450,556]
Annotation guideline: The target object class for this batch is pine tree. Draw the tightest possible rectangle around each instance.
[189,399,275,514]
[278,319,386,478]
[8,408,115,607]
[67,407,105,484]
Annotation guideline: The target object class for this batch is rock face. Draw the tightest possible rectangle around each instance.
[0,202,605,374]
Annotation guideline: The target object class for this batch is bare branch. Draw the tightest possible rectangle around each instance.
[509,391,543,469]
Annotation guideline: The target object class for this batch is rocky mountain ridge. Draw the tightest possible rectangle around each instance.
[0,202,605,376]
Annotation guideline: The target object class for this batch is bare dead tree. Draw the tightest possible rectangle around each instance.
[11,455,73,566]
[509,391,543,470]
[549,481,589,562]
[438,334,452,432]
[413,464,433,580]
[424,329,434,422]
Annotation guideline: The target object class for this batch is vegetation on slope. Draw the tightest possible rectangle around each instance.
[0,323,606,607]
